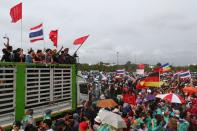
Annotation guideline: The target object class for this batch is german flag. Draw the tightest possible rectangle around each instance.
[144,72,162,87]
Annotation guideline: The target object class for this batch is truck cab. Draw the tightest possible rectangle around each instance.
[77,71,89,105]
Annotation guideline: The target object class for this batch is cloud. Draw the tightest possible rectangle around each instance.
[145,13,197,31]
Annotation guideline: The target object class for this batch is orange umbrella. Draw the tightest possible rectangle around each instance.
[97,99,118,108]
[183,87,197,94]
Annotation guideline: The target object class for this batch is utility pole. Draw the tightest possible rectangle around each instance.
[116,52,119,65]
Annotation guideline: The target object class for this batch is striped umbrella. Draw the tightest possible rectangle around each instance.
[156,93,185,103]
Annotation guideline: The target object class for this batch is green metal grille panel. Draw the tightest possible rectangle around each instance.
[0,67,16,125]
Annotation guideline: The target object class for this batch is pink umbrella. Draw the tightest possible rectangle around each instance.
[156,93,185,104]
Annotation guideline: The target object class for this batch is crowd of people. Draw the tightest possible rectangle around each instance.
[1,38,197,131]
[8,70,197,131]
[1,37,76,64]
[82,71,197,131]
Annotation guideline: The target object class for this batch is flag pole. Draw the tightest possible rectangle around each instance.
[42,23,46,51]
[20,3,23,63]
[21,6,23,62]
[42,23,47,64]
[20,12,22,49]
[56,28,59,49]
[20,2,23,49]
[73,44,83,55]
[159,71,160,88]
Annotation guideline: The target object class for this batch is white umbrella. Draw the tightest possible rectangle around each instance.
[98,110,127,129]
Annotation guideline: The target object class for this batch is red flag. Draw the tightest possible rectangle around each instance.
[10,3,22,23]
[153,67,161,73]
[73,35,89,45]
[49,30,58,47]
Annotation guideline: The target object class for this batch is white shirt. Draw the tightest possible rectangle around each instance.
[12,129,24,131]
[47,129,53,131]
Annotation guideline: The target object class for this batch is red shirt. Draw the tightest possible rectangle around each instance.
[79,121,88,131]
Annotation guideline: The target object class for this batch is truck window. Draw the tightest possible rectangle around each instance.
[79,83,88,94]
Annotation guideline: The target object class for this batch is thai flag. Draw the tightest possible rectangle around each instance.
[116,69,125,75]
[29,23,44,43]
[173,71,182,78]
[179,71,191,79]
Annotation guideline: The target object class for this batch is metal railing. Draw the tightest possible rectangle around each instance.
[25,65,72,117]
[0,63,76,126]
[0,65,16,125]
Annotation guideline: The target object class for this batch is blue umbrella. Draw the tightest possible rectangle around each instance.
[146,95,155,101]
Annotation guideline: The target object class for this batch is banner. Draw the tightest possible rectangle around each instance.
[136,64,144,75]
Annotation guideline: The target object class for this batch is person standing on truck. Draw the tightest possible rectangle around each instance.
[45,49,53,64]
[1,48,11,62]
[63,48,76,64]
[1,36,12,62]
[25,49,34,63]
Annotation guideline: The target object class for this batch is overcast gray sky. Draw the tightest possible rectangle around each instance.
[0,0,197,65]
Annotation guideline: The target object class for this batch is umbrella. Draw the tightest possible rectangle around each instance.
[98,110,127,129]
[97,99,118,108]
[146,94,156,101]
[183,86,197,94]
[189,98,197,115]
[156,93,185,103]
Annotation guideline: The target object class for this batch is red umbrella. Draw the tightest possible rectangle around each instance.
[189,98,197,115]
[156,93,185,104]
